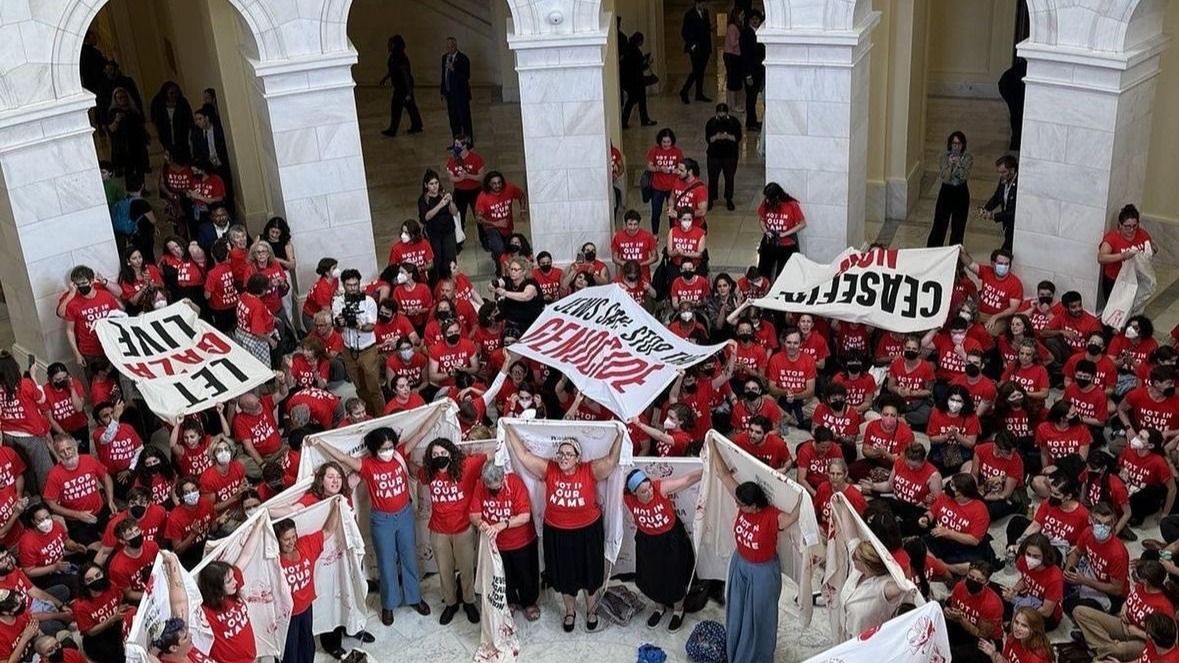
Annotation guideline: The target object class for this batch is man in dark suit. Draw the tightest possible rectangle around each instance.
[980,154,1018,252]
[196,203,233,255]
[189,108,234,210]
[680,0,713,104]
[441,37,473,140]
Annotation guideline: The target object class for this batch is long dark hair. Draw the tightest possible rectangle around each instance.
[945,131,967,152]
[197,561,238,609]
[424,437,466,482]
[940,384,976,417]
[902,536,931,599]
[133,446,176,486]
[421,168,442,196]
[261,216,291,245]
[0,351,20,398]
[1083,451,1116,512]
[762,182,798,208]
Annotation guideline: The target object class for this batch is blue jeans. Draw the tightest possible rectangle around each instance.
[486,230,507,267]
[371,505,421,610]
[650,189,669,235]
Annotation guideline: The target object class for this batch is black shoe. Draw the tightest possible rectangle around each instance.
[464,602,480,624]
[680,92,690,104]
[647,610,664,627]
[328,647,347,660]
[381,129,397,137]
[381,609,395,625]
[641,120,658,126]
[563,613,575,632]
[726,200,735,211]
[668,612,684,632]
[621,123,630,129]
[415,600,431,616]
[1119,527,1138,542]
[586,616,599,631]
[707,200,714,211]
[440,603,459,625]
[746,122,762,131]
[349,631,375,644]
[695,95,712,102]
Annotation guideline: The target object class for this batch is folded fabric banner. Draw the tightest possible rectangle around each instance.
[614,456,703,576]
[125,551,209,663]
[95,302,273,421]
[474,533,520,663]
[753,246,960,333]
[802,600,951,663]
[693,431,821,626]
[510,284,726,420]
[823,491,923,642]
[497,418,634,564]
[1102,242,1156,330]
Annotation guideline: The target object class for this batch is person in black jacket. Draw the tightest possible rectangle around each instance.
[740,10,766,130]
[705,104,742,210]
[679,0,713,104]
[380,35,423,137]
[150,81,194,159]
[620,32,656,128]
[980,155,1018,252]
[441,37,473,140]
[189,107,234,210]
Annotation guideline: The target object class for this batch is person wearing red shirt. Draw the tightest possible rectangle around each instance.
[245,241,288,315]
[1136,613,1179,663]
[794,428,844,496]
[1075,558,1173,661]
[474,171,525,261]
[951,349,997,418]
[445,135,486,238]
[861,443,942,535]
[468,464,538,619]
[1018,281,1063,334]
[612,211,659,282]
[56,265,124,369]
[531,252,564,303]
[832,321,872,362]
[1043,290,1103,362]
[96,487,166,565]
[794,314,830,370]
[170,420,216,479]
[730,378,783,433]
[886,335,936,429]
[731,416,792,472]
[1108,316,1159,381]
[1001,338,1051,410]
[631,404,695,458]
[1062,503,1129,617]
[1009,473,1089,557]
[832,357,878,415]
[167,477,216,568]
[427,319,480,390]
[1004,533,1065,628]
[926,387,982,475]
[666,207,706,269]
[669,263,711,309]
[90,400,142,494]
[391,263,433,329]
[116,248,165,313]
[1117,365,1179,443]
[382,375,426,415]
[503,430,623,633]
[72,561,127,663]
[285,386,340,430]
[276,507,338,662]
[756,183,806,278]
[0,361,53,494]
[233,274,276,365]
[230,387,289,478]
[812,384,861,460]
[41,362,89,441]
[44,436,113,545]
[645,129,683,234]
[196,561,256,663]
[963,248,1023,332]
[386,338,428,391]
[107,517,158,601]
[666,299,708,341]
[1030,400,1090,495]
[729,319,768,382]
[946,562,1005,657]
[199,437,248,519]
[616,260,656,305]
[736,267,771,302]
[850,399,914,482]
[387,218,435,273]
[289,337,330,389]
[202,240,240,334]
[978,606,1055,663]
[922,474,994,574]
[813,459,866,537]
[18,503,73,590]
[1119,429,1177,526]
[666,158,708,230]
[766,329,818,427]
[1098,204,1153,299]
[925,318,984,386]
[968,432,1026,520]
[301,257,339,330]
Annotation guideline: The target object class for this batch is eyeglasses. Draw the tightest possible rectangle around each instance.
[555,451,578,459]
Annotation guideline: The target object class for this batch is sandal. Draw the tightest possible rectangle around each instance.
[525,606,541,622]
[562,613,575,633]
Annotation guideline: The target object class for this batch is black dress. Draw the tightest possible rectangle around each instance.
[635,518,695,605]
[418,194,458,280]
[498,276,545,332]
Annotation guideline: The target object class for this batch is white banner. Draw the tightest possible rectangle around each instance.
[497,418,634,564]
[614,457,702,576]
[95,303,273,421]
[474,534,520,663]
[1102,243,1156,330]
[124,551,210,663]
[510,284,726,419]
[753,246,959,333]
[693,431,821,626]
[802,600,951,663]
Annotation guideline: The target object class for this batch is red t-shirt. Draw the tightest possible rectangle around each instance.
[729,397,783,432]
[283,531,326,615]
[929,494,990,539]
[888,358,935,402]
[799,332,830,365]
[1109,335,1158,375]
[394,283,434,326]
[204,263,239,311]
[232,394,281,456]
[17,520,66,568]
[1047,310,1103,354]
[290,354,329,389]
[834,322,872,355]
[109,540,160,594]
[812,403,861,440]
[286,388,338,430]
[360,455,411,513]
[734,505,780,563]
[950,375,998,413]
[624,480,678,536]
[42,378,88,431]
[160,255,206,289]
[795,441,844,490]
[202,595,256,663]
[543,461,600,529]
[0,490,24,548]
[1139,642,1179,663]
[428,339,479,386]
[891,459,937,505]
[63,290,121,355]
[1074,527,1129,594]
[235,293,273,336]
[814,482,866,534]
[948,581,1004,638]
[447,152,486,191]
[421,453,485,534]
[974,442,1024,487]
[1032,501,1090,547]
[101,505,167,549]
[861,419,914,457]
[72,585,121,633]
[200,460,247,503]
[669,179,708,224]
[1118,449,1172,493]
[93,422,143,473]
[758,200,804,247]
[729,342,769,381]
[669,276,710,306]
[667,226,706,264]
[469,473,534,551]
[1123,386,1179,433]
[1101,227,1152,281]
[1064,383,1108,423]
[474,183,525,236]
[175,436,214,478]
[1003,363,1050,396]
[0,448,25,496]
[766,351,817,393]
[1122,582,1175,629]
[1034,421,1089,464]
[44,454,107,514]
[732,432,793,470]
[832,372,878,409]
[301,275,337,317]
[1014,555,1064,622]
[375,314,416,352]
[388,238,435,271]
[165,497,216,545]
[385,351,427,387]
[383,393,426,415]
[927,409,981,442]
[931,334,983,381]
[0,378,50,436]
[611,229,658,280]
[976,266,1024,315]
[646,146,683,192]
[531,266,564,301]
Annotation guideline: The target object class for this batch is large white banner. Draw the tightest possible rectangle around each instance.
[803,600,951,663]
[753,246,959,333]
[614,457,702,576]
[125,551,210,663]
[95,303,273,421]
[693,431,821,626]
[497,418,634,564]
[474,534,520,663]
[1102,244,1156,330]
[510,284,726,420]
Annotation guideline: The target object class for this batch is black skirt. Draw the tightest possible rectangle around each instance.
[543,516,605,596]
[635,519,695,606]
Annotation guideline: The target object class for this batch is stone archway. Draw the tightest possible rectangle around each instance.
[761,0,874,31]
[503,0,604,37]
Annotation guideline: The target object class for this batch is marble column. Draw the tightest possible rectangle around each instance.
[508,28,614,264]
[0,95,120,365]
[1014,36,1168,305]
[250,53,379,292]
[759,13,880,263]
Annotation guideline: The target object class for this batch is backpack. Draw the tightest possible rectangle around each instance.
[685,620,727,663]
[596,585,644,627]
[109,197,137,236]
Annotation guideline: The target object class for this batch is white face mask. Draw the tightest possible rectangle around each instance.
[951,333,966,345]
[1023,555,1042,570]
[36,520,53,534]
[518,397,534,409]
[679,311,693,322]
[215,450,232,465]
[377,449,396,462]
[663,417,676,430]
[1125,326,1139,340]
[396,272,409,284]
[153,299,167,310]
[680,220,693,231]
[947,400,963,414]
[399,349,414,361]
[330,268,341,280]
[183,492,200,506]
[400,232,411,243]
[245,507,259,518]
[1131,436,1151,450]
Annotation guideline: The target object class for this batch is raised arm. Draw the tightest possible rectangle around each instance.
[504,426,548,479]
[661,469,704,497]
[590,429,624,481]
[306,436,363,473]
[709,437,739,498]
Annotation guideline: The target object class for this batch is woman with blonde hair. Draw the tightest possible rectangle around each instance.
[837,539,906,641]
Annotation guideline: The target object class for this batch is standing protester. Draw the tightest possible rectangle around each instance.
[419,169,459,280]
[276,503,340,663]
[928,131,973,247]
[445,135,485,249]
[441,37,473,140]
[705,104,742,211]
[646,129,684,234]
[474,171,526,262]
[756,183,806,279]
[469,461,540,621]
[380,35,423,137]
[679,0,713,104]
[332,270,385,417]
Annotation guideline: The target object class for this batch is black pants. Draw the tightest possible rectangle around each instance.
[388,89,423,134]
[445,94,473,139]
[621,84,651,126]
[885,498,928,537]
[758,240,796,280]
[1001,218,1014,252]
[283,607,314,663]
[707,155,737,204]
[928,183,970,247]
[1129,483,1172,523]
[207,307,236,335]
[680,49,710,99]
[452,188,480,247]
[427,229,458,282]
[744,76,763,126]
[82,626,124,663]
[501,538,541,607]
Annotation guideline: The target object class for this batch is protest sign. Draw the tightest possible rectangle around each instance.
[803,600,951,663]
[614,456,702,576]
[510,284,726,419]
[693,431,821,626]
[753,246,959,333]
[95,303,273,420]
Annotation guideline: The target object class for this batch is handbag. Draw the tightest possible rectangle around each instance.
[639,169,653,203]
[453,214,466,244]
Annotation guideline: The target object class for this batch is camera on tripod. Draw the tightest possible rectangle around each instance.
[335,292,366,328]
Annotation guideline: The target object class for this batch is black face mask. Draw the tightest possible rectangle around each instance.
[737,333,753,342]
[430,456,451,471]
[1075,377,1092,389]
[509,244,522,253]
[829,400,845,411]
[129,505,147,519]
[52,379,69,389]
[1047,497,1062,507]
[745,390,761,402]
[584,251,596,261]
[1038,295,1052,305]
[5,601,23,616]
[1068,415,1081,426]
[87,577,109,593]
[1165,387,1177,398]
[77,285,93,296]
[944,486,957,500]
[125,534,145,549]
[845,362,862,374]
[446,333,461,345]
[681,271,693,279]
[437,311,453,322]
[0,566,11,578]
[903,350,919,361]
[378,313,393,322]
[964,578,985,594]
[539,264,552,273]
[964,364,981,378]
[1086,343,1103,355]
[683,382,698,394]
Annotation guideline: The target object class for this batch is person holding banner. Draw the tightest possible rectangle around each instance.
[813,459,866,537]
[976,606,1053,663]
[73,561,128,663]
[837,540,906,642]
[709,437,800,662]
[276,502,341,662]
[503,428,623,633]
[622,467,700,631]
[469,460,539,621]
[1097,204,1153,302]
[147,552,212,663]
[196,559,256,663]
[307,426,431,624]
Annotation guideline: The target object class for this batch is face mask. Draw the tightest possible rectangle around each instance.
[948,400,963,414]
[680,220,693,231]
[681,270,694,279]
[1038,295,1052,305]
[951,333,966,344]
[77,284,93,296]
[129,505,147,519]
[1131,436,1151,450]
[1086,343,1103,355]
[215,450,232,465]
[126,534,144,549]
[1164,386,1177,399]
[400,232,411,243]
[399,349,414,361]
[959,310,972,321]
[1047,497,1062,507]
[396,272,408,284]
[745,390,761,401]
[1092,524,1112,542]
[36,520,53,534]
[903,350,919,361]
[52,379,68,389]
[510,244,522,252]
[377,449,396,462]
[1068,414,1081,425]
[1023,555,1042,570]
[1125,326,1139,340]
[87,577,110,592]
[679,311,693,322]
[518,397,534,409]
[1075,377,1092,389]
[964,578,985,594]
[663,417,676,430]
[452,146,464,158]
[584,251,596,261]
[430,456,450,471]
[436,310,452,321]
[830,400,845,411]
[994,263,1010,277]
[331,268,341,279]
[539,264,552,273]
[183,491,200,506]
[846,362,862,374]
[965,364,981,378]
[446,333,461,344]
[683,382,697,393]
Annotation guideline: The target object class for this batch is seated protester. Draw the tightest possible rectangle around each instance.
[1139,612,1179,663]
[831,321,872,367]
[669,360,734,442]
[746,305,778,352]
[42,362,89,447]
[812,384,860,462]
[832,354,877,415]
[794,427,843,496]
[1136,345,1178,391]
[107,517,159,602]
[1002,533,1064,630]
[765,327,817,428]
[966,431,1023,519]
[1029,398,1089,497]
[850,397,914,483]
[1019,281,1061,333]
[1120,428,1176,530]
[1000,338,1051,412]
[72,562,126,663]
[285,386,340,430]
[255,460,289,502]
[339,397,372,427]
[300,257,339,331]
[632,404,696,458]
[926,385,981,475]
[794,314,830,373]
[873,329,907,367]
[731,415,792,472]
[1066,332,1117,397]
[975,606,1054,663]
[44,434,112,546]
[90,399,143,499]
[666,301,708,341]
[730,376,782,433]
[375,299,419,355]
[1117,365,1179,446]
[920,473,997,574]
[665,207,706,271]
[289,337,330,390]
[736,266,770,302]
[18,502,84,592]
[1062,502,1129,618]
[132,446,176,506]
[995,314,1050,370]
[1073,558,1173,662]
[0,547,70,637]
[885,335,935,430]
[227,383,290,481]
[952,349,997,422]
[923,316,983,397]
[1081,451,1131,540]
[1007,471,1089,561]
[994,382,1037,467]
[199,438,248,527]
[426,319,480,393]
[668,261,710,310]
[813,459,867,537]
[1042,289,1102,366]
[945,561,1005,660]
[421,299,465,348]
[728,317,769,383]
[860,442,942,536]
[167,475,216,568]
[386,337,428,392]
[1065,358,1111,449]
[384,375,427,415]
[392,262,433,330]
[170,418,216,480]
[95,487,166,566]
[962,247,1023,336]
